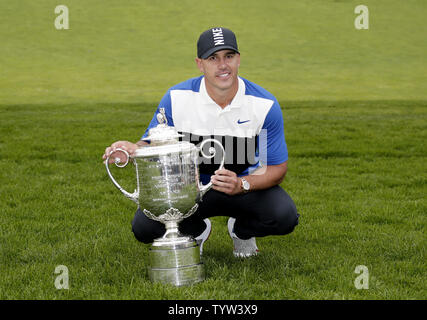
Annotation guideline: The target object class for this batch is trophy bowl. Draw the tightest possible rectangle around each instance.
[105,108,225,286]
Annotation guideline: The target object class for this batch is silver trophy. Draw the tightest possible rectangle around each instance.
[105,108,225,286]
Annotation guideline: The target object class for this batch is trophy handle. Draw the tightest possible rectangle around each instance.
[105,148,139,204]
[198,139,226,197]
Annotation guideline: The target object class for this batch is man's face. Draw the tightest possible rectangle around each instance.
[196,50,240,92]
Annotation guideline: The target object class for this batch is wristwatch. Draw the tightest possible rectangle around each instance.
[241,178,250,193]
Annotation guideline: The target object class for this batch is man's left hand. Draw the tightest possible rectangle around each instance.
[210,169,242,195]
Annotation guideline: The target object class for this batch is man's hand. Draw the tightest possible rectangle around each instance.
[102,140,139,164]
[210,162,288,195]
[210,169,242,195]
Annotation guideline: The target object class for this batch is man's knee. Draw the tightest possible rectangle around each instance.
[270,193,299,235]
[131,209,164,244]
[131,224,153,244]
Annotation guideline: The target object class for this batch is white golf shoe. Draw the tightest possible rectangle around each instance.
[227,217,259,258]
[195,218,212,255]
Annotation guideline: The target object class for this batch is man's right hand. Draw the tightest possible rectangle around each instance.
[102,141,139,164]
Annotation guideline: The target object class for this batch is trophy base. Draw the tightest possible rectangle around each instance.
[148,238,205,286]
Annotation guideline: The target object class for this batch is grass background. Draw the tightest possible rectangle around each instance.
[0,0,426,299]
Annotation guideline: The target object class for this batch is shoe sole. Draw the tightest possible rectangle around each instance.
[227,218,259,258]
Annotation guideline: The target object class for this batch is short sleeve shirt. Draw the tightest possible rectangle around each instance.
[142,76,288,184]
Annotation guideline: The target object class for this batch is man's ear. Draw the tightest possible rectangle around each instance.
[195,58,204,73]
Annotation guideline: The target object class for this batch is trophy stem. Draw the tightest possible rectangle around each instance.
[163,220,182,239]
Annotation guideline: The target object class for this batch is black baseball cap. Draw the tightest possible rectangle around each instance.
[197,27,239,59]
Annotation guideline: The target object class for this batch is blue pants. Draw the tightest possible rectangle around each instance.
[131,186,299,243]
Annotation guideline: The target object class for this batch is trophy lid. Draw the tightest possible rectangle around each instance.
[133,140,195,158]
[133,107,195,158]
[142,124,184,144]
[141,108,184,146]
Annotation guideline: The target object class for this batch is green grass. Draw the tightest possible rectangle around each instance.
[0,0,426,300]
[0,101,425,299]
[0,0,426,104]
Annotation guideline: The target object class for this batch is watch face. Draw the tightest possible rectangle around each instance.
[242,179,250,190]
